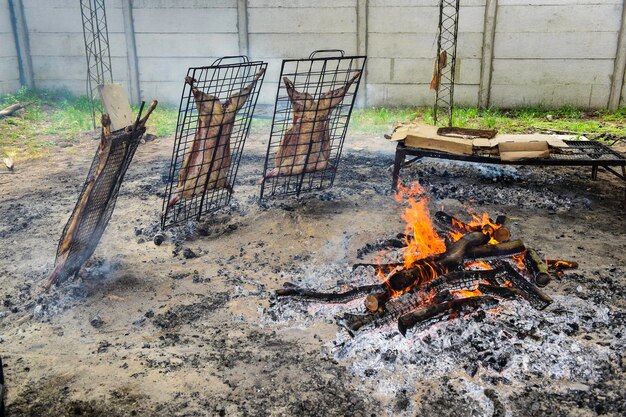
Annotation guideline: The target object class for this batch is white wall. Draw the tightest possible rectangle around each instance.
[0,0,625,109]
[20,0,129,96]
[367,0,485,106]
[0,0,21,95]
[490,0,623,108]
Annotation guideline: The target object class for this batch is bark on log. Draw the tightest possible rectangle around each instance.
[0,102,31,118]
[503,262,552,309]
[524,248,550,287]
[398,295,498,335]
[466,240,526,260]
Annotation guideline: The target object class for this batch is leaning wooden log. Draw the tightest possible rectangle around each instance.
[0,102,32,118]
[502,262,552,310]
[524,248,551,287]
[398,295,499,336]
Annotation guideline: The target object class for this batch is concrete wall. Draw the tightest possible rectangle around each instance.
[490,0,623,108]
[1,0,625,109]
[0,0,20,95]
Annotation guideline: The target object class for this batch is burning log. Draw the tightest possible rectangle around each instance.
[465,240,526,260]
[502,262,552,309]
[434,211,510,244]
[44,101,158,291]
[546,259,579,275]
[342,288,436,333]
[477,283,522,299]
[265,72,361,178]
[524,248,551,287]
[398,296,499,336]
[167,69,265,210]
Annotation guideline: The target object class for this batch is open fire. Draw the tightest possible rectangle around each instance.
[275,181,577,335]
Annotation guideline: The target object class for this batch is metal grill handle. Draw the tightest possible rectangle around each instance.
[308,49,345,59]
[211,55,250,65]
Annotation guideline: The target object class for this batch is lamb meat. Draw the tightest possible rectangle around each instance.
[44,101,158,291]
[167,68,265,209]
[265,71,361,178]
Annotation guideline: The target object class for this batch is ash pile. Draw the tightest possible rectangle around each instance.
[269,181,625,416]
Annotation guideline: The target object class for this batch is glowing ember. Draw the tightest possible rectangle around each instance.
[465,261,493,270]
[452,289,483,299]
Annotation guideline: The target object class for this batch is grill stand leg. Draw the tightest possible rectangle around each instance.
[591,165,599,180]
[392,147,406,191]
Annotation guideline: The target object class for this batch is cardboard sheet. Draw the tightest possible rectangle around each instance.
[498,141,550,161]
[391,123,473,155]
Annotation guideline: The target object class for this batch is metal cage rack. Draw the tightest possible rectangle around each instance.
[161,56,267,228]
[259,50,366,200]
[54,119,147,285]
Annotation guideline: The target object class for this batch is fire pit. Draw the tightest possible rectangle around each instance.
[275,181,576,336]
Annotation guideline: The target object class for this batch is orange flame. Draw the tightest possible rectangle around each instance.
[512,251,527,270]
[452,288,483,299]
[395,182,447,268]
[448,212,502,244]
[465,261,493,270]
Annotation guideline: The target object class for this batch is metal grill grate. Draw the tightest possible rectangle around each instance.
[161,57,267,228]
[51,123,146,288]
[260,50,366,200]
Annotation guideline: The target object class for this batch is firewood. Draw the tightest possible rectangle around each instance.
[0,102,32,118]
[524,248,550,287]
[477,283,522,299]
[502,262,552,309]
[546,259,578,273]
[466,240,526,260]
[275,282,384,303]
[398,295,498,335]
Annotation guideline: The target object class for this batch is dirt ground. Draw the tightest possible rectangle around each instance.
[0,124,625,416]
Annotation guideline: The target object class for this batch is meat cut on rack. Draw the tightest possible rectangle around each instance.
[167,69,265,209]
[266,71,361,178]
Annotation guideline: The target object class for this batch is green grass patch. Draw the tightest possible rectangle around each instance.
[349,105,626,138]
[2,87,625,160]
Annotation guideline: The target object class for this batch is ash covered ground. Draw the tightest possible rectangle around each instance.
[0,125,624,416]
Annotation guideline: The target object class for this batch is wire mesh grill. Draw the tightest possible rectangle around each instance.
[162,57,267,228]
[53,124,146,285]
[433,0,460,127]
[80,0,113,130]
[260,50,366,200]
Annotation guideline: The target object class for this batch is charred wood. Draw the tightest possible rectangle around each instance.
[466,240,526,261]
[524,248,551,287]
[398,296,499,335]
[275,282,385,304]
[503,262,552,310]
